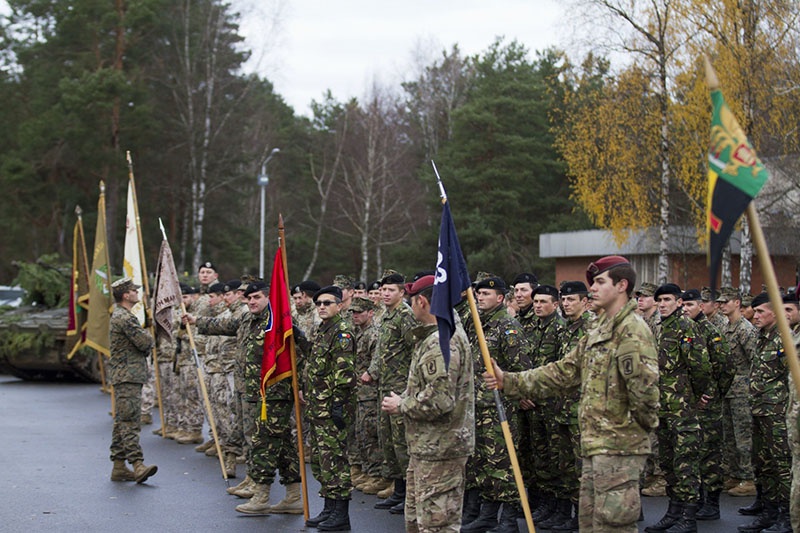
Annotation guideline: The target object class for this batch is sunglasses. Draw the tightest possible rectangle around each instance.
[315,300,337,307]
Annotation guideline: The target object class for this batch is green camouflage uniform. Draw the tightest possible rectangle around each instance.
[722,315,758,481]
[750,324,791,504]
[502,299,659,532]
[400,323,475,533]
[305,313,357,499]
[367,302,417,480]
[352,319,382,477]
[513,304,537,486]
[656,310,713,504]
[109,305,155,464]
[464,303,532,503]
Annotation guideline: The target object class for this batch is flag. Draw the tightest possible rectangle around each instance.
[123,180,145,326]
[431,200,472,369]
[152,235,182,342]
[85,183,113,356]
[66,215,90,359]
[261,248,293,403]
[707,88,769,291]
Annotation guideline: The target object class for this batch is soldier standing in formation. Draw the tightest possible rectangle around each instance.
[292,280,322,338]
[174,284,205,445]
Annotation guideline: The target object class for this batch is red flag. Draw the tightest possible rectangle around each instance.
[261,248,294,401]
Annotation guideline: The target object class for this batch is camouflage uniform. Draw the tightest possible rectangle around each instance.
[203,302,237,454]
[305,313,357,499]
[140,357,156,419]
[655,310,713,504]
[502,299,659,532]
[786,370,800,532]
[513,304,536,486]
[175,300,205,435]
[400,323,475,533]
[293,301,320,339]
[464,303,532,503]
[367,301,417,480]
[155,324,179,432]
[109,305,155,464]
[644,312,661,340]
[750,324,791,504]
[352,317,382,477]
[722,315,758,481]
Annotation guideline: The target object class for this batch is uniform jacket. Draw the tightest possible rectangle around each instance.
[304,313,356,419]
[109,305,155,385]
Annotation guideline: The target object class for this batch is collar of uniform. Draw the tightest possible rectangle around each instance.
[412,323,437,341]
[480,303,506,321]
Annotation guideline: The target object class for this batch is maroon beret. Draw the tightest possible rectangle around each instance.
[586,255,631,285]
[405,275,435,296]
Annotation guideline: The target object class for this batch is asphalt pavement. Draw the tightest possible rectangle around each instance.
[0,375,755,532]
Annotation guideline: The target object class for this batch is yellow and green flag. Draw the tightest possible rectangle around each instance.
[85,182,113,356]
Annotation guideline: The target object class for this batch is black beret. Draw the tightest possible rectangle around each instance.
[243,281,268,297]
[180,283,199,295]
[381,273,405,285]
[368,280,382,291]
[751,292,770,309]
[512,272,539,287]
[292,280,321,295]
[224,279,241,292]
[474,277,507,292]
[354,281,367,291]
[413,270,436,282]
[681,289,702,301]
[208,282,226,294]
[586,255,631,285]
[783,293,799,305]
[654,283,682,299]
[198,261,216,272]
[560,281,588,296]
[313,285,343,302]
[535,285,559,298]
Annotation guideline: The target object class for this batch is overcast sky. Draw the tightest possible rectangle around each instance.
[235,0,571,116]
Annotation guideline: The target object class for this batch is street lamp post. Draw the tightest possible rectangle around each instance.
[258,147,280,278]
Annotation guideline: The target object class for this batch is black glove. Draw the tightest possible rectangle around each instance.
[331,403,345,430]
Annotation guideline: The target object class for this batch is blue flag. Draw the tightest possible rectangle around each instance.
[431,200,471,369]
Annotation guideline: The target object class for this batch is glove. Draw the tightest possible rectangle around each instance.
[331,403,345,430]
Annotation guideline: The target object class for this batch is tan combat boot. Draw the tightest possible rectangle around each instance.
[350,465,366,486]
[152,425,173,436]
[228,475,255,498]
[176,431,203,444]
[224,453,237,479]
[110,460,136,482]
[205,445,219,457]
[270,482,303,514]
[376,480,395,499]
[360,476,392,495]
[235,483,272,514]
[195,439,215,453]
[729,479,757,497]
[140,413,153,425]
[132,461,158,484]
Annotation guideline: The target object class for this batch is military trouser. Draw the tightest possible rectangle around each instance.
[528,406,560,495]
[722,395,754,480]
[157,361,179,429]
[379,398,409,480]
[556,421,581,502]
[579,454,645,533]
[405,455,467,533]
[249,399,300,486]
[698,401,724,492]
[466,403,519,503]
[752,411,791,503]
[308,416,351,500]
[206,372,236,453]
[140,357,155,416]
[356,398,382,477]
[109,382,144,463]
[785,393,800,532]
[517,408,534,485]
[240,398,256,471]
[656,414,701,503]
[177,364,203,433]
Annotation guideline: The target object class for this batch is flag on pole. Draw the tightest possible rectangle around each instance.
[66,214,90,359]
[152,223,182,342]
[431,200,472,369]
[85,182,113,356]
[123,180,145,326]
[707,88,769,291]
[261,248,294,406]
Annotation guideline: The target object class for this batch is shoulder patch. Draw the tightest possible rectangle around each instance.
[426,358,439,376]
[620,355,634,376]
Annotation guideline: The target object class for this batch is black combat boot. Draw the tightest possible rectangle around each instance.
[530,493,556,522]
[761,502,792,533]
[695,490,721,520]
[738,483,763,515]
[460,500,501,533]
[486,503,519,533]
[665,502,698,533]
[306,497,335,527]
[317,499,350,532]
[738,500,778,532]
[462,488,481,525]
[551,501,579,531]
[644,500,683,532]
[538,498,572,529]
[374,477,405,509]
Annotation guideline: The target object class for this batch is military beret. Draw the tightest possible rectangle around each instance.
[368,280,382,291]
[354,281,367,291]
[198,261,217,272]
[535,285,559,298]
[224,279,242,292]
[560,281,588,296]
[413,270,436,282]
[586,255,631,285]
[741,293,754,307]
[654,283,682,299]
[333,275,355,290]
[751,292,770,309]
[474,276,507,292]
[242,281,268,297]
[111,277,140,296]
[405,275,435,297]
[512,272,539,287]
[292,280,321,296]
[716,286,740,302]
[208,282,226,294]
[180,283,199,295]
[681,289,702,301]
[782,292,799,305]
[313,285,343,302]
[635,282,658,297]
[380,270,405,285]
[350,296,376,312]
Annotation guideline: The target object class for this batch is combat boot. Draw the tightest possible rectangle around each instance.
[665,502,698,533]
[306,497,335,527]
[270,482,303,514]
[376,480,395,499]
[738,500,778,532]
[538,498,571,529]
[551,501,580,531]
[738,484,763,515]
[462,488,481,525]
[644,500,683,532]
[761,503,792,533]
[227,475,254,497]
[140,413,152,425]
[728,479,757,497]
[152,425,173,436]
[359,476,391,495]
[318,499,350,531]
[530,493,556,522]
[350,465,366,486]
[205,445,219,457]
[695,490,720,520]
[110,460,136,482]
[487,503,519,533]
[460,500,501,532]
[224,452,236,478]
[195,439,214,453]
[374,478,405,510]
[235,483,272,514]
[176,431,203,444]
[132,460,158,484]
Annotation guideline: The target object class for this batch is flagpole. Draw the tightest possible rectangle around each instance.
[126,152,166,437]
[431,162,535,533]
[98,182,116,413]
[278,214,310,520]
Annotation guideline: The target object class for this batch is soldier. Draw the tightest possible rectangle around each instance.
[108,278,158,483]
[484,255,659,533]
[638,280,665,498]
[636,282,660,338]
[742,294,755,323]
[353,281,367,298]
[197,261,219,293]
[368,280,385,322]
[362,271,417,514]
[701,287,729,331]
[380,275,475,533]
[173,284,205,444]
[303,285,357,531]
[737,293,792,532]
[333,274,355,314]
[150,312,180,439]
[786,366,800,532]
[645,283,713,533]
[717,287,758,498]
[681,289,733,521]
[782,293,800,333]
[291,280,322,338]
[462,276,532,533]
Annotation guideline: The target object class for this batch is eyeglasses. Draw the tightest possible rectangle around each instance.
[315,300,337,307]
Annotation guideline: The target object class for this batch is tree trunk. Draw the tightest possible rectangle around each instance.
[739,217,753,294]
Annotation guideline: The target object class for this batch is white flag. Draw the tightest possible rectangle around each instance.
[123,180,145,325]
